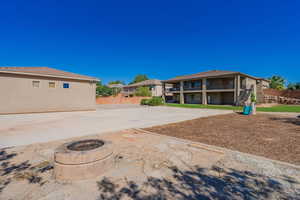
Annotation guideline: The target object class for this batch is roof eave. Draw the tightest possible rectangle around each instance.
[163,72,262,83]
[0,70,100,82]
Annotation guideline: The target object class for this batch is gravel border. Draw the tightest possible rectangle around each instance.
[136,128,300,178]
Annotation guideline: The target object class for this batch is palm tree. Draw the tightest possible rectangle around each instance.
[269,76,286,90]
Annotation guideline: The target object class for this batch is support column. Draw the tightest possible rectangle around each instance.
[234,75,241,105]
[237,75,241,97]
[234,76,237,103]
[180,81,184,104]
[202,78,207,105]
[162,82,166,103]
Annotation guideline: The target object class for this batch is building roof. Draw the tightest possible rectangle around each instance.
[108,83,124,88]
[124,79,162,88]
[163,70,263,83]
[0,67,99,82]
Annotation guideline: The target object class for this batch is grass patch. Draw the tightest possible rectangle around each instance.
[166,103,300,113]
[166,103,243,111]
[256,105,300,113]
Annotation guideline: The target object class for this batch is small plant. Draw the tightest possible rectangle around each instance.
[140,99,150,105]
[140,97,164,106]
[147,97,164,106]
[250,93,256,103]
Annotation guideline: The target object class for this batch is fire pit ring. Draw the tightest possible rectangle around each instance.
[67,139,104,151]
[54,139,114,181]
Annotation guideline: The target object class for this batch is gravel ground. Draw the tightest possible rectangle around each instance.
[145,113,300,165]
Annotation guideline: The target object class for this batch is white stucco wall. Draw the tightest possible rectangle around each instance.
[0,73,97,114]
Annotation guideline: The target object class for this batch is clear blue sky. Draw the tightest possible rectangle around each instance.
[1,0,299,84]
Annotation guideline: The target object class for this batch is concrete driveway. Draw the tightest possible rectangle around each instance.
[0,105,232,147]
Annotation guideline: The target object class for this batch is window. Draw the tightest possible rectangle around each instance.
[191,82,195,88]
[49,82,55,88]
[63,83,70,88]
[32,81,40,88]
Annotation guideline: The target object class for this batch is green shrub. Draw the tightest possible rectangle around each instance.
[134,86,152,97]
[140,99,150,105]
[147,97,164,106]
[250,93,256,103]
[96,82,113,97]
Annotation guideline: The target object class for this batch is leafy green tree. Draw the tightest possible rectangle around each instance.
[96,82,113,96]
[287,82,300,90]
[269,76,286,90]
[108,80,125,85]
[134,86,152,97]
[130,74,149,84]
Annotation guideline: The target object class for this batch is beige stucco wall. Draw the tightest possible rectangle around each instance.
[152,85,163,96]
[0,73,97,114]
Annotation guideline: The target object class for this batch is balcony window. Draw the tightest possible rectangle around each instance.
[207,78,234,90]
[183,80,202,90]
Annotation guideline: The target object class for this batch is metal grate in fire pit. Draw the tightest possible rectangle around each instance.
[67,139,104,151]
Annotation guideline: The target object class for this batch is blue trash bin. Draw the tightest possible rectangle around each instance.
[243,105,252,115]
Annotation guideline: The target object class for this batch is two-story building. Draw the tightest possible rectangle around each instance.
[162,70,269,105]
[122,79,164,97]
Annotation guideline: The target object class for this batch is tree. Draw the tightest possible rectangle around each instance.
[130,74,149,84]
[134,86,152,97]
[287,82,300,90]
[268,76,286,90]
[108,80,125,85]
[96,82,113,96]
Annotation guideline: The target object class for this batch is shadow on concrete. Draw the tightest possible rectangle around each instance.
[0,150,17,162]
[0,149,52,193]
[97,165,299,200]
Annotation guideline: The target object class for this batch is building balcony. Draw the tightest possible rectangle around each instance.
[183,87,202,91]
[169,88,180,92]
[206,85,234,90]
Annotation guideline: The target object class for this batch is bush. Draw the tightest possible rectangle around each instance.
[147,97,164,106]
[96,83,113,97]
[140,99,150,105]
[134,86,152,97]
[250,93,256,103]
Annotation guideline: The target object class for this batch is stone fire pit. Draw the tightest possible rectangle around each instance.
[54,139,114,181]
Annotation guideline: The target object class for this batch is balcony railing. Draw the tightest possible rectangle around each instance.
[169,88,180,92]
[206,85,234,90]
[183,87,202,91]
[169,85,234,91]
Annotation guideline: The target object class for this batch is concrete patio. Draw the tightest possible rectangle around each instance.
[0,105,232,147]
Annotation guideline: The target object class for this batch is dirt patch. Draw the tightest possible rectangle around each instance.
[145,113,300,165]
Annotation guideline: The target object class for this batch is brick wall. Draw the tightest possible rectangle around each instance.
[263,89,300,99]
[96,94,150,104]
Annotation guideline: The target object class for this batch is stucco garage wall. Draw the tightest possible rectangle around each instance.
[0,73,96,114]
